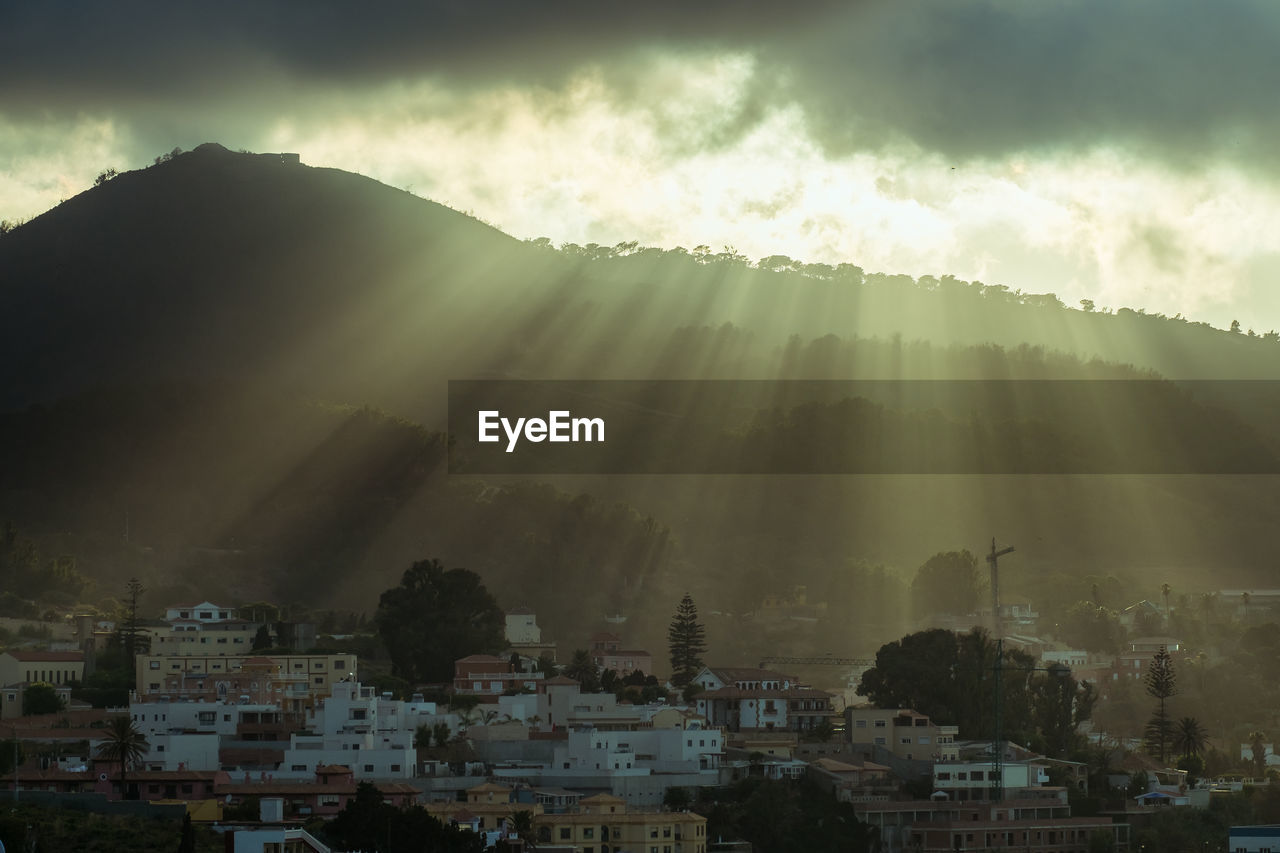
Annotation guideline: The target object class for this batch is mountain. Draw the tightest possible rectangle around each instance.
[4,144,1280,659]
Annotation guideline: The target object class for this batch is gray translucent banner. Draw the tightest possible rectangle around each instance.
[447,380,1280,474]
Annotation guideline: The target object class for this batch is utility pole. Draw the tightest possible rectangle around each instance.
[987,537,1014,802]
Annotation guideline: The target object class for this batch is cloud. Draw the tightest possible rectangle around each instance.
[4,0,1279,172]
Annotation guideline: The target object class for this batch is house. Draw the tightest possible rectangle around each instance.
[692,666,836,734]
[217,765,417,818]
[807,757,895,802]
[1114,638,1182,681]
[532,793,708,853]
[588,632,653,676]
[164,602,236,623]
[932,759,1052,801]
[845,707,959,761]
[454,654,545,695]
[426,781,541,831]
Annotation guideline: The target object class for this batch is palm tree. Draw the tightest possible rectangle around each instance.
[1161,583,1172,628]
[95,716,149,800]
[1173,717,1207,759]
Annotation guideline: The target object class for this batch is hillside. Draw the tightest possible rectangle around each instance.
[4,145,1280,659]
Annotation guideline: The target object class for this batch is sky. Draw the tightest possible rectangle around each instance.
[4,0,1280,333]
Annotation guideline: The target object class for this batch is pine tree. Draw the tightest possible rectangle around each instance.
[668,593,707,687]
[1143,646,1177,764]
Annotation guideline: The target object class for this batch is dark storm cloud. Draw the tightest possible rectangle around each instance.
[3,0,1278,170]
[770,0,1280,168]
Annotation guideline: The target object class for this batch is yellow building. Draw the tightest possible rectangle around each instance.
[426,782,543,831]
[534,793,708,853]
[134,653,355,711]
[0,650,85,687]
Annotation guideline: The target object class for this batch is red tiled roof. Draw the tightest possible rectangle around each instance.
[4,651,84,662]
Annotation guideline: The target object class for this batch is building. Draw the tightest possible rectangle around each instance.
[692,667,836,734]
[164,601,237,623]
[1228,825,1280,852]
[454,654,545,695]
[134,652,355,711]
[589,632,654,677]
[907,801,1126,852]
[217,765,417,818]
[427,781,541,831]
[0,650,85,688]
[932,759,1051,801]
[1114,638,1181,681]
[854,796,1125,853]
[0,681,74,719]
[532,793,708,853]
[845,707,959,761]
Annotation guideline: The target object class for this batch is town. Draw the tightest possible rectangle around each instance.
[3,555,1279,852]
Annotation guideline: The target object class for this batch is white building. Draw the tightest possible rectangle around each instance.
[933,760,1052,801]
[505,608,541,644]
[164,601,236,623]
[1228,825,1280,853]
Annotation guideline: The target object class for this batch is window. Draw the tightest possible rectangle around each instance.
[900,737,912,744]
[364,764,374,772]
[157,745,165,752]
[560,828,571,840]
[224,714,231,722]
[583,828,594,839]
[149,661,160,670]
[292,765,307,771]
[314,677,323,684]
[874,719,886,728]
[874,737,886,745]
[391,765,400,772]
[936,772,951,780]
[972,771,985,781]
[855,720,867,728]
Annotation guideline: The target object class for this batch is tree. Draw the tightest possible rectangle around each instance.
[668,593,707,687]
[1250,730,1269,777]
[22,682,65,715]
[94,167,119,186]
[1143,647,1177,763]
[1173,716,1207,759]
[664,786,692,811]
[95,715,149,800]
[177,811,196,853]
[910,550,983,619]
[252,623,273,651]
[432,722,452,748]
[563,649,601,692]
[375,559,505,683]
